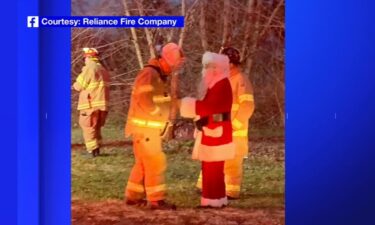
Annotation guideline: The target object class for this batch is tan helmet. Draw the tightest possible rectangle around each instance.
[161,43,184,67]
[82,47,99,58]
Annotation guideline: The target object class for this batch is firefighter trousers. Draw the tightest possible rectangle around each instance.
[196,137,248,198]
[79,109,107,152]
[125,129,167,202]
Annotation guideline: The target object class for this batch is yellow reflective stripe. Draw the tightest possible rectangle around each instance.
[147,120,163,128]
[77,104,90,110]
[137,85,154,94]
[232,119,243,130]
[233,129,248,137]
[127,182,145,193]
[146,184,166,194]
[90,101,106,107]
[196,172,202,189]
[77,100,107,110]
[239,94,254,103]
[87,81,107,90]
[153,95,171,103]
[130,118,165,129]
[150,106,161,116]
[85,140,98,150]
[226,184,240,192]
[131,118,147,126]
[76,75,89,89]
[231,104,240,111]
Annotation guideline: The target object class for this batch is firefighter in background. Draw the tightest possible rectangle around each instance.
[196,47,255,199]
[124,43,184,210]
[72,47,110,158]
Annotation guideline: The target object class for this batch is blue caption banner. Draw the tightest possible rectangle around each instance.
[26,16,184,28]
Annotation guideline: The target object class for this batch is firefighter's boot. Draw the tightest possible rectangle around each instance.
[149,200,176,210]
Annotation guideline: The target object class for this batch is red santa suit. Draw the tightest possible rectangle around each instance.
[180,52,235,207]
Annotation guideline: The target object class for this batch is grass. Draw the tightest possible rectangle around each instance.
[71,125,126,144]
[72,125,284,208]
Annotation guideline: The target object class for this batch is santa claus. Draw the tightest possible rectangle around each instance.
[180,52,235,208]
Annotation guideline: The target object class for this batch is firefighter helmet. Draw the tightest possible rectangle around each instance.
[83,47,99,57]
[220,47,241,65]
[161,43,184,67]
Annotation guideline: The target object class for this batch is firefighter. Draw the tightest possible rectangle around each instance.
[196,47,255,199]
[124,43,184,210]
[72,47,110,158]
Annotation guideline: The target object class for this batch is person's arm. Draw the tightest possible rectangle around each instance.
[73,66,92,91]
[232,76,255,130]
[133,69,160,116]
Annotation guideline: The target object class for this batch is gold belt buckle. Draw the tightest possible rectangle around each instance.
[212,114,223,122]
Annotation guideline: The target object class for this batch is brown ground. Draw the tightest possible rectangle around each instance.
[72,200,284,225]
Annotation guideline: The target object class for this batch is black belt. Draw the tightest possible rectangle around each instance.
[194,112,230,131]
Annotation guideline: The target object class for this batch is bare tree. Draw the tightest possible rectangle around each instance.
[123,0,144,69]
[241,0,255,55]
[199,0,208,51]
[135,0,156,58]
[71,0,285,129]
[169,0,186,134]
[178,0,186,48]
[221,0,230,47]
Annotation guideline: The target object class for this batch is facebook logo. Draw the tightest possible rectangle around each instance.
[27,16,39,28]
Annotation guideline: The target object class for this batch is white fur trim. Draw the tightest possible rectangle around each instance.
[180,97,196,118]
[197,142,235,162]
[201,196,228,207]
[202,52,229,77]
[202,52,229,68]
[202,126,223,138]
[192,134,235,162]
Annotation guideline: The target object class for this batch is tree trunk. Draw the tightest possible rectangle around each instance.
[258,0,284,39]
[178,0,186,48]
[241,0,255,58]
[135,0,156,59]
[122,0,143,69]
[199,0,208,51]
[274,86,285,126]
[243,0,259,76]
[169,0,186,126]
[221,0,230,47]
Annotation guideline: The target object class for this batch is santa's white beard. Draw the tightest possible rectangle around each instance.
[197,69,212,100]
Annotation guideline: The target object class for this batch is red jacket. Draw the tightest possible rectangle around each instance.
[181,77,235,162]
